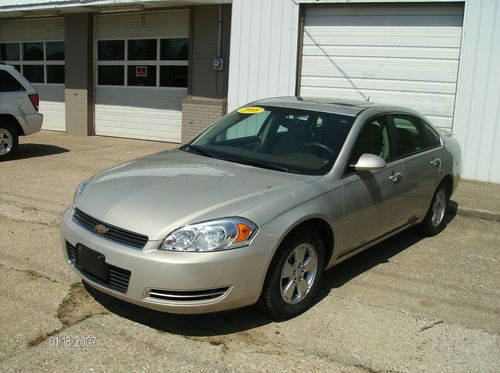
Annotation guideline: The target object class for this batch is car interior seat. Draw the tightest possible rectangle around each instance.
[271,118,312,156]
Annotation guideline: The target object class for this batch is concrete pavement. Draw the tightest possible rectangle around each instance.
[0,131,499,372]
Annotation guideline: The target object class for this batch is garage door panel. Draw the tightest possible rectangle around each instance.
[95,10,189,39]
[305,5,464,18]
[303,32,462,49]
[32,82,65,132]
[301,4,464,130]
[302,45,460,60]
[300,86,455,117]
[95,11,188,142]
[301,76,457,95]
[301,56,459,82]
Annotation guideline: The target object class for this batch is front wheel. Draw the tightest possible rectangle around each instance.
[0,123,19,160]
[258,228,325,319]
[417,182,450,236]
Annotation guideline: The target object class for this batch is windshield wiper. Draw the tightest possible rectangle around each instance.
[225,158,298,174]
[180,144,213,158]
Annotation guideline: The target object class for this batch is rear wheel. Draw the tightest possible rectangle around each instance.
[417,182,450,236]
[0,122,19,160]
[258,227,325,319]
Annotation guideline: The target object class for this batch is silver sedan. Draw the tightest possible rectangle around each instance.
[60,97,461,319]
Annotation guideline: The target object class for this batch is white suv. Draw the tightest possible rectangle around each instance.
[0,63,43,160]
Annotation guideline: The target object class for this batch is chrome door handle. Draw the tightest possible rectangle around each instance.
[389,172,402,184]
[430,158,441,167]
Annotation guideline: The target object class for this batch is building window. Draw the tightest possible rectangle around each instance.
[96,38,188,88]
[0,41,65,84]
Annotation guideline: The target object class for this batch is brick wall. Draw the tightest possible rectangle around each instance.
[181,97,227,143]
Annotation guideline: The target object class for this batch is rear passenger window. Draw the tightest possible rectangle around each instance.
[424,123,441,147]
[0,70,25,92]
[393,115,428,156]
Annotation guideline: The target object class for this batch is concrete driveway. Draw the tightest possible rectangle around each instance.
[1,131,499,372]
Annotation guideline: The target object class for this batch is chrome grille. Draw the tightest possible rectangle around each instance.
[73,208,148,249]
[66,241,131,293]
[147,287,230,302]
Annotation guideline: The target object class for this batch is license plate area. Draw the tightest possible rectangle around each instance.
[76,244,108,281]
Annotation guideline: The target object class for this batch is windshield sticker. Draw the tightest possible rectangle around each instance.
[237,106,265,114]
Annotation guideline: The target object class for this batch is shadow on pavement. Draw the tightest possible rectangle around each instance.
[8,143,69,160]
[85,209,457,336]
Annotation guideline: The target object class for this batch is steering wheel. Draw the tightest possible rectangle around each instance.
[301,143,336,158]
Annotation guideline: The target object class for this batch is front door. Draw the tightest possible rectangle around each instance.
[338,115,407,255]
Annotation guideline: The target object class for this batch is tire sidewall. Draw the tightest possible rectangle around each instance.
[422,183,450,236]
[0,123,19,160]
[266,229,325,318]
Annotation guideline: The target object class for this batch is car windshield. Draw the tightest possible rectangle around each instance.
[183,105,355,175]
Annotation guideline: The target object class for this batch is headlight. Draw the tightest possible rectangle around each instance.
[73,179,90,204]
[160,218,257,252]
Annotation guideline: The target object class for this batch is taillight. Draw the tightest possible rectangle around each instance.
[28,93,39,111]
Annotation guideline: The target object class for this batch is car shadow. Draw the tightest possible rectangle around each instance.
[84,207,457,337]
[7,143,69,160]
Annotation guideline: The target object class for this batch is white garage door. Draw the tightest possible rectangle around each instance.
[300,4,464,129]
[95,10,189,142]
[0,18,65,131]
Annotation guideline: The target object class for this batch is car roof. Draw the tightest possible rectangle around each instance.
[251,96,418,117]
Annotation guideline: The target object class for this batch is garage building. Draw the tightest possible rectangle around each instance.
[1,0,499,184]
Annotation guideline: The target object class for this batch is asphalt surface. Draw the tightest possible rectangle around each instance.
[0,131,499,372]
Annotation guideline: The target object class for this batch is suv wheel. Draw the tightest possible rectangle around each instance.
[0,123,18,160]
[258,227,325,319]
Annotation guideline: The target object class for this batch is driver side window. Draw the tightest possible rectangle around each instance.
[350,116,393,166]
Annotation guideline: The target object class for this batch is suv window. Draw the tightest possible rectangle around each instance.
[350,115,394,166]
[393,115,428,156]
[0,70,25,92]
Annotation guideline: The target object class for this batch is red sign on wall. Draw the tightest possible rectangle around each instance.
[136,66,147,77]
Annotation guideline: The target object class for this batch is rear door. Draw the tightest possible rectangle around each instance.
[389,114,441,221]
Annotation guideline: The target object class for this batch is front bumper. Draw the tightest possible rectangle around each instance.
[60,207,275,314]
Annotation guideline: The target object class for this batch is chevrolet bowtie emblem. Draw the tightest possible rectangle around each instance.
[95,224,109,235]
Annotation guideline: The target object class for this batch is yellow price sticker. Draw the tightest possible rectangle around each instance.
[237,106,265,114]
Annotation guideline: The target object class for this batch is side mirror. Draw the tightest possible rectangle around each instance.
[353,153,386,171]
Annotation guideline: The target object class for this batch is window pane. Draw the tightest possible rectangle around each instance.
[46,41,65,60]
[98,40,124,61]
[98,65,124,85]
[160,66,188,87]
[23,65,44,83]
[127,65,156,86]
[217,111,270,141]
[160,39,188,60]
[23,42,44,61]
[0,70,25,92]
[393,116,428,155]
[47,65,64,84]
[128,39,157,60]
[351,116,393,163]
[10,64,21,72]
[0,43,20,61]
[425,124,441,147]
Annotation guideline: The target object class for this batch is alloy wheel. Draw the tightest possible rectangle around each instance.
[431,189,447,227]
[280,243,318,305]
[0,129,13,155]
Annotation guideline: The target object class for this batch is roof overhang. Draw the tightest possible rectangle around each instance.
[0,0,231,19]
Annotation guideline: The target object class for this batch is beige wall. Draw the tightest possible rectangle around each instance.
[64,13,94,136]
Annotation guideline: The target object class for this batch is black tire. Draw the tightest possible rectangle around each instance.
[258,227,325,319]
[417,182,450,236]
[0,122,19,161]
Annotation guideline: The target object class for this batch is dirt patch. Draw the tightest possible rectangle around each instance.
[27,281,109,347]
[57,282,109,327]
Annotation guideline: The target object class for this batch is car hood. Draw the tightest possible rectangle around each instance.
[75,149,319,241]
